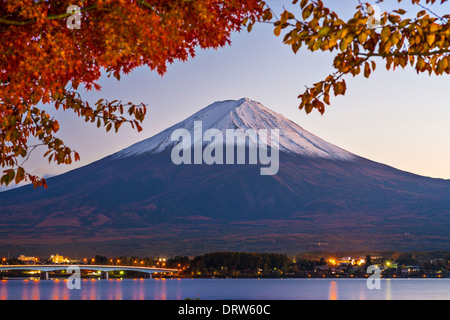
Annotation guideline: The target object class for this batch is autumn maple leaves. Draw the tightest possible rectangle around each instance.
[269,0,450,115]
[0,0,264,187]
[1,0,449,188]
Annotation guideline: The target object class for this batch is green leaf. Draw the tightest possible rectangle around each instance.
[318,27,330,36]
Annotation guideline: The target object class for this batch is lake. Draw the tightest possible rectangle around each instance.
[1,278,449,300]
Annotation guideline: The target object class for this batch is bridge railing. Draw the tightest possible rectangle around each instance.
[0,264,178,274]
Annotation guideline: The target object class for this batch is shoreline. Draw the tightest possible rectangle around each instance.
[1,275,448,280]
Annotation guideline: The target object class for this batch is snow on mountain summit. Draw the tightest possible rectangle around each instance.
[114,98,356,161]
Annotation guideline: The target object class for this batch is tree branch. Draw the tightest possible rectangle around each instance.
[0,4,97,26]
[360,49,450,58]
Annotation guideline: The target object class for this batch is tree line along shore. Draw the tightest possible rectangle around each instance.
[2,251,450,279]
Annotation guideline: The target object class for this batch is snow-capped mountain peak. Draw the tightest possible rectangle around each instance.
[114,98,355,161]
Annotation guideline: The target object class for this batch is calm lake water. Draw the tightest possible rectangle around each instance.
[1,278,449,300]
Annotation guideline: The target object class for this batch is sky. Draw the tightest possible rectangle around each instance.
[6,0,450,190]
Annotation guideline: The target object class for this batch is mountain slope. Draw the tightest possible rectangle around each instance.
[114,98,355,160]
[0,98,449,256]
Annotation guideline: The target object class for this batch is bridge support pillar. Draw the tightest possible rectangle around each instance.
[101,271,109,280]
[40,271,49,280]
[145,273,152,279]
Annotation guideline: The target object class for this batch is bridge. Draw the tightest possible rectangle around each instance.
[0,265,178,280]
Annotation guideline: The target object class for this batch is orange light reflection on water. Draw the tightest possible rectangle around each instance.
[328,281,338,300]
[0,281,7,300]
[31,281,40,300]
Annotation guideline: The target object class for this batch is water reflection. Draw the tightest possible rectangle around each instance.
[328,281,338,300]
[21,280,29,300]
[51,280,61,300]
[358,284,366,300]
[385,279,392,300]
[31,281,40,300]
[175,278,182,300]
[0,280,7,300]
[0,278,450,300]
[131,279,145,300]
[114,279,123,300]
[157,278,167,300]
[89,279,98,300]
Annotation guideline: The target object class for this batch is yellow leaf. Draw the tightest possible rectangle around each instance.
[381,27,391,42]
[426,34,435,46]
[358,32,368,44]
[429,23,439,33]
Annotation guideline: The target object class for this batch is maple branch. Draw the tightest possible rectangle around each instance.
[0,4,97,26]
[417,3,447,22]
[137,0,156,11]
[360,49,450,58]
[18,143,44,168]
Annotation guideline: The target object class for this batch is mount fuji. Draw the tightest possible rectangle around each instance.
[114,98,354,161]
[1,98,450,256]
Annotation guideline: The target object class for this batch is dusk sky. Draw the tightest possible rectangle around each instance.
[15,0,450,188]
